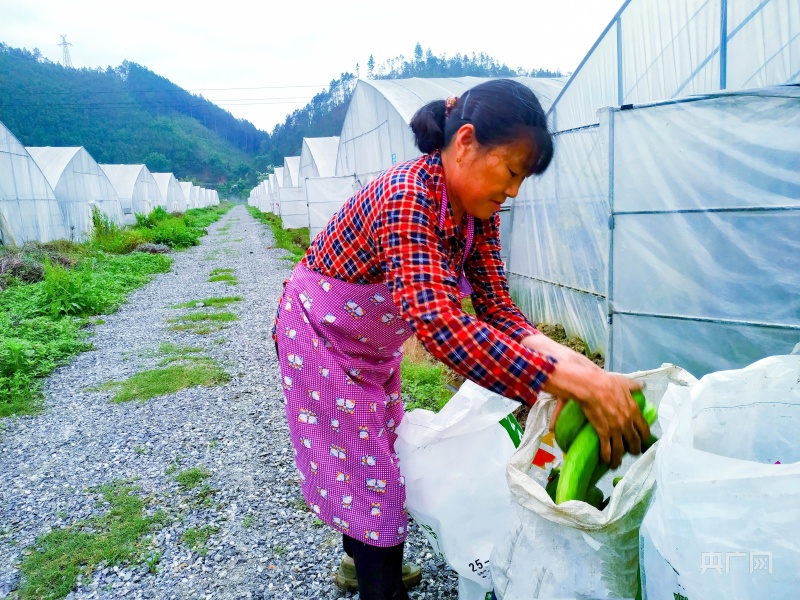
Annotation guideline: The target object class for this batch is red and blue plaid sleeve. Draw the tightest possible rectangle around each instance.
[375,184,556,405]
[466,213,540,342]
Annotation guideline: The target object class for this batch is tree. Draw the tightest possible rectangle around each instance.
[143,152,170,172]
[367,54,375,79]
[413,43,423,63]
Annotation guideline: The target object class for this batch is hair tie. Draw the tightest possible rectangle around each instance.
[444,96,459,117]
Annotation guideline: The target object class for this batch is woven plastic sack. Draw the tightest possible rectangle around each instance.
[395,380,524,598]
[491,364,696,599]
[640,353,800,599]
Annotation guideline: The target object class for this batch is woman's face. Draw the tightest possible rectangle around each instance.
[446,126,534,221]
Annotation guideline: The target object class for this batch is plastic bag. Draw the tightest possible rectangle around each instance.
[640,354,800,599]
[395,380,523,598]
[490,364,696,599]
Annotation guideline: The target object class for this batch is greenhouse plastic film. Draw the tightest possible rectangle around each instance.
[0,122,68,245]
[278,187,308,230]
[605,86,800,377]
[305,175,357,240]
[508,126,609,353]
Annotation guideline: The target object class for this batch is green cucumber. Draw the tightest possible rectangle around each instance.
[556,389,647,454]
[588,461,609,488]
[642,400,657,426]
[632,389,646,412]
[585,486,604,509]
[545,468,560,503]
[554,399,586,452]
[555,422,600,504]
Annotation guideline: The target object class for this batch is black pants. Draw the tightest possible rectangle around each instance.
[343,534,409,600]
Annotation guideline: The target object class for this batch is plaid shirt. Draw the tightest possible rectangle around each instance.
[300,152,555,404]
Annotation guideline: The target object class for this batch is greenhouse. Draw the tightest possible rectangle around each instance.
[179,182,196,210]
[505,0,800,376]
[268,173,279,213]
[272,167,285,217]
[279,156,306,228]
[334,76,566,263]
[27,146,123,240]
[100,164,162,224]
[152,172,186,213]
[0,121,68,245]
[298,137,339,187]
[299,136,355,240]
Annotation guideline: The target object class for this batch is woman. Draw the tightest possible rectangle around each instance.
[273,79,649,600]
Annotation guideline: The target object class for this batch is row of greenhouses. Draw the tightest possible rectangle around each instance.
[250,0,798,379]
[0,120,220,246]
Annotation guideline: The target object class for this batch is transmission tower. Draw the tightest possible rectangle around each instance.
[58,35,73,68]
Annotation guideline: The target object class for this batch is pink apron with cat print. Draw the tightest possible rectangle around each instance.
[275,188,473,547]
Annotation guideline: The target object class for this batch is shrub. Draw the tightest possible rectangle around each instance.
[41,258,111,318]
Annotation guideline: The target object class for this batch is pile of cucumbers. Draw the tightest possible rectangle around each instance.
[546,390,658,507]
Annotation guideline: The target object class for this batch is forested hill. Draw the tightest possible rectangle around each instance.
[0,43,268,196]
[1,42,562,195]
[262,44,563,167]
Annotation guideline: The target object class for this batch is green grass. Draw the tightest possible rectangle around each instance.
[93,360,230,403]
[166,311,238,335]
[170,296,242,309]
[242,514,255,528]
[207,268,238,285]
[1,253,172,417]
[181,525,219,556]
[400,359,453,412]
[17,482,167,599]
[174,467,212,490]
[167,312,238,324]
[246,206,309,263]
[0,204,232,419]
[156,343,204,365]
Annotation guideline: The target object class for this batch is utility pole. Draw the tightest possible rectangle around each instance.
[58,35,73,68]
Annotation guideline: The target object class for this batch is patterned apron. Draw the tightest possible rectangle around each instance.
[275,187,473,547]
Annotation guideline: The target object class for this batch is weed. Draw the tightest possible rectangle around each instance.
[174,467,211,490]
[156,343,204,364]
[167,312,237,324]
[142,549,162,574]
[208,439,219,449]
[191,484,216,508]
[208,273,238,285]
[166,312,238,335]
[273,545,287,556]
[400,358,452,413]
[1,252,171,417]
[94,360,230,403]
[242,514,255,529]
[134,446,146,455]
[311,517,325,528]
[289,497,309,512]
[17,482,166,599]
[170,296,242,309]
[181,525,219,556]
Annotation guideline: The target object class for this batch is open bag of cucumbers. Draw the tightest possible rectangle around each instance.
[489,364,697,600]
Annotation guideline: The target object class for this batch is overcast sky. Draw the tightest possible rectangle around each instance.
[2,0,623,133]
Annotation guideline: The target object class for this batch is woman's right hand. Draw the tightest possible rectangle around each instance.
[568,372,648,468]
[521,335,649,468]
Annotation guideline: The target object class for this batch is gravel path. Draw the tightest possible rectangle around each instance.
[0,205,459,599]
